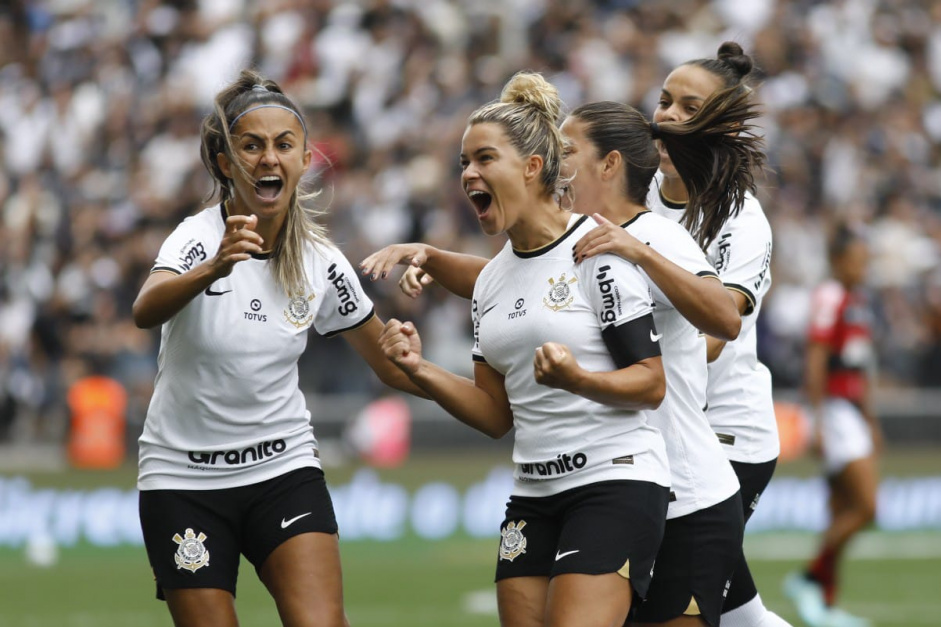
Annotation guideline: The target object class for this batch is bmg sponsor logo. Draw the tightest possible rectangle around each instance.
[328,263,360,316]
[178,240,207,271]
[595,265,623,323]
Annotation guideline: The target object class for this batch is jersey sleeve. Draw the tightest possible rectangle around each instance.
[807,282,843,345]
[580,253,654,329]
[707,202,772,315]
[152,218,213,275]
[313,247,376,338]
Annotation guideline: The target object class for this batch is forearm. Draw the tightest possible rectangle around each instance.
[132,266,218,329]
[408,361,513,438]
[372,363,431,399]
[422,250,487,300]
[564,361,665,411]
[635,247,740,341]
[705,335,726,362]
[803,344,829,411]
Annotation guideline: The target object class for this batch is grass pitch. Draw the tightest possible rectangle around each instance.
[1,447,939,626]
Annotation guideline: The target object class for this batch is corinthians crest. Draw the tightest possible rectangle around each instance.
[543,273,577,311]
[173,528,210,572]
[284,293,315,328]
[499,520,527,561]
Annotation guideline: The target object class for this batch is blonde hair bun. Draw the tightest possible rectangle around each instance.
[499,71,562,123]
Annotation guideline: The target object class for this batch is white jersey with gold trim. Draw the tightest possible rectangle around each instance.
[648,173,779,463]
[138,204,376,490]
[622,211,740,518]
[472,215,670,498]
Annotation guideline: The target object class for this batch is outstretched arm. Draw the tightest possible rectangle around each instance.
[360,243,488,300]
[133,214,264,328]
[342,315,430,399]
[379,319,513,438]
[574,214,740,341]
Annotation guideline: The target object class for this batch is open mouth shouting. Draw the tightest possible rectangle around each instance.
[255,175,284,202]
[467,189,493,218]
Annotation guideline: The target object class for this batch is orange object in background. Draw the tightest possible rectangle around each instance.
[775,400,811,461]
[67,376,127,469]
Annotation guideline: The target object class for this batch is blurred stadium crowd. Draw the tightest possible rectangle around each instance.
[0,0,940,443]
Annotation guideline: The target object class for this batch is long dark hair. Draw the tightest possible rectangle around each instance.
[656,84,766,249]
[570,87,765,249]
[665,41,765,249]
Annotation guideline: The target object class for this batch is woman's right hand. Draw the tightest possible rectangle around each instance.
[209,214,264,277]
[359,243,431,282]
[573,213,648,264]
[379,319,423,375]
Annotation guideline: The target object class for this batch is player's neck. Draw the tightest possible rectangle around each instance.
[604,199,647,226]
[659,176,689,205]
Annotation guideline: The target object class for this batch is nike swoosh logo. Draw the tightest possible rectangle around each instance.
[480,303,498,317]
[555,549,580,561]
[650,330,663,342]
[280,512,312,529]
[204,286,232,296]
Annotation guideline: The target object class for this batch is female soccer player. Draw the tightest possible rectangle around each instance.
[132,70,424,627]
[646,42,791,627]
[564,100,751,627]
[380,71,672,627]
[784,224,878,627]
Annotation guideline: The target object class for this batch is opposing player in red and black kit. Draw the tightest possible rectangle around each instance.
[784,224,878,627]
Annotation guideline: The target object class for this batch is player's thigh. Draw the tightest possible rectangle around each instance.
[259,532,345,627]
[729,458,777,524]
[241,467,339,569]
[821,399,873,475]
[244,468,344,626]
[547,572,633,627]
[164,588,238,627]
[139,487,242,602]
[833,455,878,515]
[631,493,743,627]
[498,576,549,627]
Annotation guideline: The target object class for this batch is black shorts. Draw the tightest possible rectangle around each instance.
[139,467,337,600]
[730,458,777,523]
[631,492,744,627]
[495,480,669,601]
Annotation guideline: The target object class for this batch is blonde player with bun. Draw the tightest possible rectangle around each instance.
[379,71,672,627]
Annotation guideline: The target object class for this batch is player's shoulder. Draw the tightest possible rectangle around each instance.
[721,193,771,239]
[177,204,226,234]
[628,210,693,240]
[305,237,355,281]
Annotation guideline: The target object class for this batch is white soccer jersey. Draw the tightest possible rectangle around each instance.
[472,214,670,499]
[138,204,376,490]
[648,173,780,463]
[622,212,740,518]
